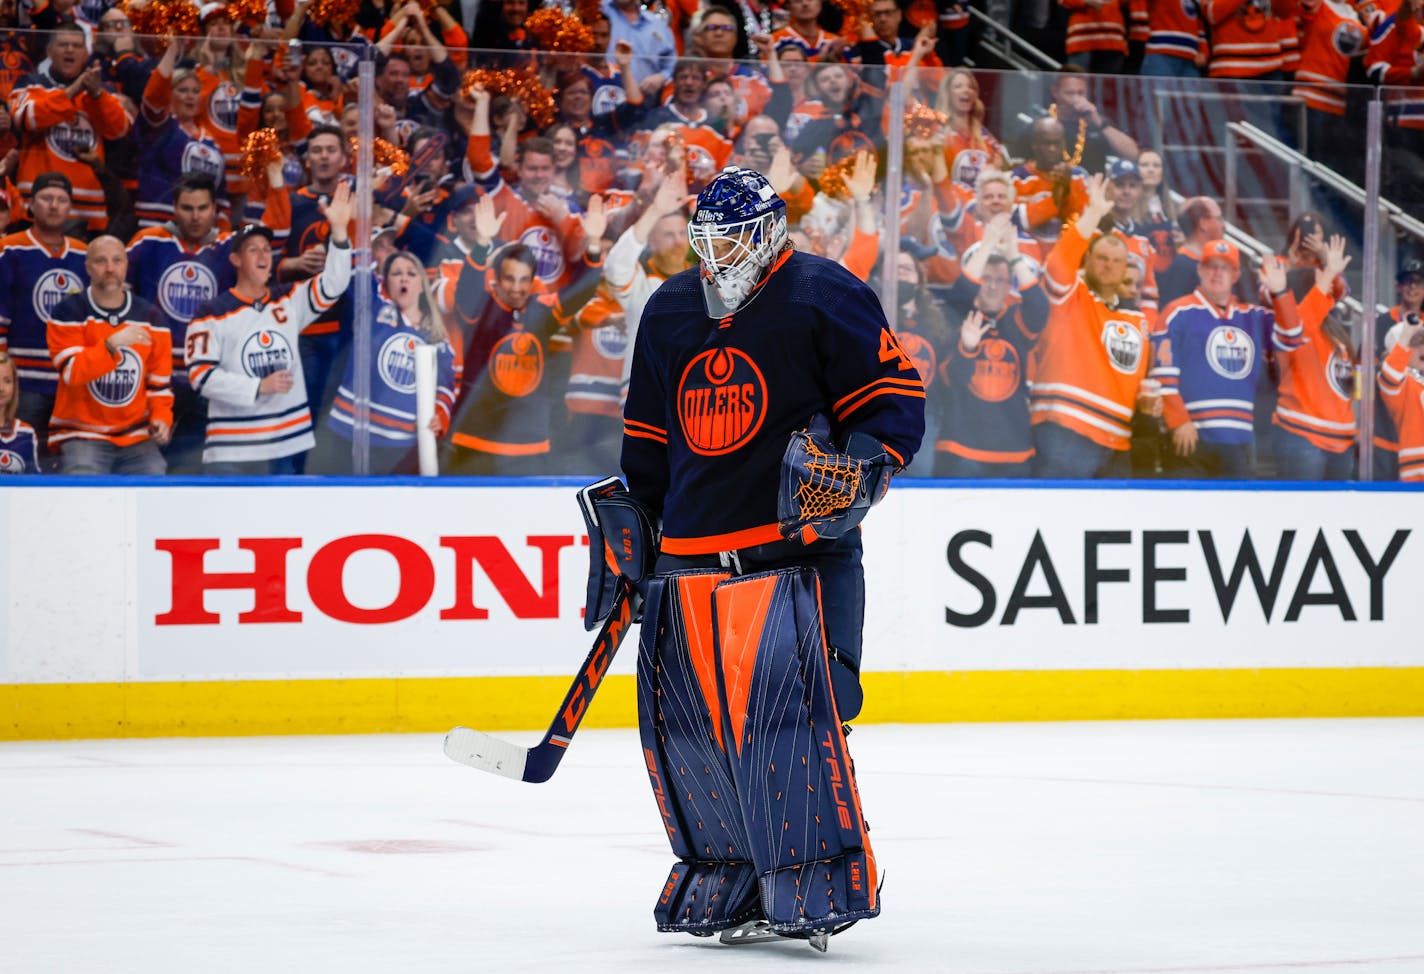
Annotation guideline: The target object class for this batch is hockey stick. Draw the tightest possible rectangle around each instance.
[443,580,639,783]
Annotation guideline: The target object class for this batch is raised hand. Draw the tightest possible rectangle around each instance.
[1321,233,1351,279]
[318,180,354,243]
[1259,253,1288,295]
[579,194,608,244]
[652,165,688,216]
[959,309,988,352]
[845,149,876,203]
[767,144,796,194]
[473,194,506,246]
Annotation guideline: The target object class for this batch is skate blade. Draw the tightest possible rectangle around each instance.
[718,921,780,946]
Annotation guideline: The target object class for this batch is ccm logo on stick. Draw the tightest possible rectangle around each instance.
[152,534,579,625]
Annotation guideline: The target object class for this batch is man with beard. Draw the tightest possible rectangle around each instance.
[1031,173,1152,478]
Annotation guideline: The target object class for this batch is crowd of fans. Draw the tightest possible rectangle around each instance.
[0,0,1420,482]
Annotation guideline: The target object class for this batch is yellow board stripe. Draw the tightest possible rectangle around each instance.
[4,668,1424,741]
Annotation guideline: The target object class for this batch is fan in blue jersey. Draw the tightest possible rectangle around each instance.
[615,165,924,951]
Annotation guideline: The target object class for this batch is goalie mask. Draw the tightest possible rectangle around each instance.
[688,166,789,317]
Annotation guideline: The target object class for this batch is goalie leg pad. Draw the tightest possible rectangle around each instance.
[638,570,761,934]
[711,568,880,934]
[653,861,762,935]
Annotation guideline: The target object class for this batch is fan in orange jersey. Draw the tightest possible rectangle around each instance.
[1291,0,1369,185]
[8,24,132,233]
[1060,0,1130,74]
[1204,0,1287,78]
[768,0,847,61]
[1031,173,1153,478]
[932,68,1008,190]
[1271,233,1357,480]
[1377,313,1424,481]
[46,236,172,475]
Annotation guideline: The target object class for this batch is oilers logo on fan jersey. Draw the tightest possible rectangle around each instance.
[158,262,219,323]
[1332,20,1366,57]
[377,334,419,393]
[591,83,626,115]
[241,329,294,378]
[181,140,226,183]
[1102,320,1145,374]
[206,82,240,133]
[1326,347,1355,400]
[968,338,1023,402]
[677,346,768,456]
[0,449,26,473]
[520,226,565,284]
[32,268,84,322]
[489,331,544,397]
[89,347,144,407]
[591,320,629,361]
[1206,325,1255,380]
[46,115,96,162]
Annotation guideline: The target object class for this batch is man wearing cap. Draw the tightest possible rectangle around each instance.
[128,164,291,472]
[0,170,88,466]
[9,22,132,232]
[1148,240,1296,479]
[1101,157,1161,330]
[184,182,354,474]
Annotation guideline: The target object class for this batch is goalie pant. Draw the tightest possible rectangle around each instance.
[638,537,878,939]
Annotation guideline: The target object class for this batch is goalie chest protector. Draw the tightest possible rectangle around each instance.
[622,251,925,557]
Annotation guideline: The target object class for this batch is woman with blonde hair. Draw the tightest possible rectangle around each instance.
[932,67,1007,189]
[314,251,457,475]
[0,351,40,474]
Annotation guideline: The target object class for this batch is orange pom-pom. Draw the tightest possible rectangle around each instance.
[225,0,267,28]
[310,0,359,29]
[460,67,557,129]
[126,0,201,37]
[573,0,602,27]
[905,102,948,141]
[240,128,282,186]
[375,138,409,177]
[524,7,595,53]
[818,157,855,200]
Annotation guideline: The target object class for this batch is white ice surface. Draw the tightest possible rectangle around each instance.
[3,720,1423,974]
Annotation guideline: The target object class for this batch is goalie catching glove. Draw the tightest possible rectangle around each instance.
[777,414,894,545]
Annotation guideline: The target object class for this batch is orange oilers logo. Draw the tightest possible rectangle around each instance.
[1102,320,1145,375]
[896,332,938,390]
[488,331,544,398]
[969,337,1022,403]
[677,346,768,456]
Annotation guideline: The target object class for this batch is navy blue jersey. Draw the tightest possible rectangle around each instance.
[621,250,925,555]
[936,277,1048,464]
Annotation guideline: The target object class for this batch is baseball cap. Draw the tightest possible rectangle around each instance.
[446,184,480,214]
[1397,257,1424,283]
[231,223,275,250]
[1200,239,1240,271]
[1105,158,1140,183]
[31,171,72,199]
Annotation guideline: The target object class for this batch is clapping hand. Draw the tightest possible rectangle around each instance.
[959,309,988,352]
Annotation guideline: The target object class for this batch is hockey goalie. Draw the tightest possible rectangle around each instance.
[595,165,926,951]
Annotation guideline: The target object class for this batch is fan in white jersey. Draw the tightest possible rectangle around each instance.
[184,181,355,475]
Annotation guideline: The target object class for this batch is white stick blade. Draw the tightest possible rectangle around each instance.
[443,726,530,780]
